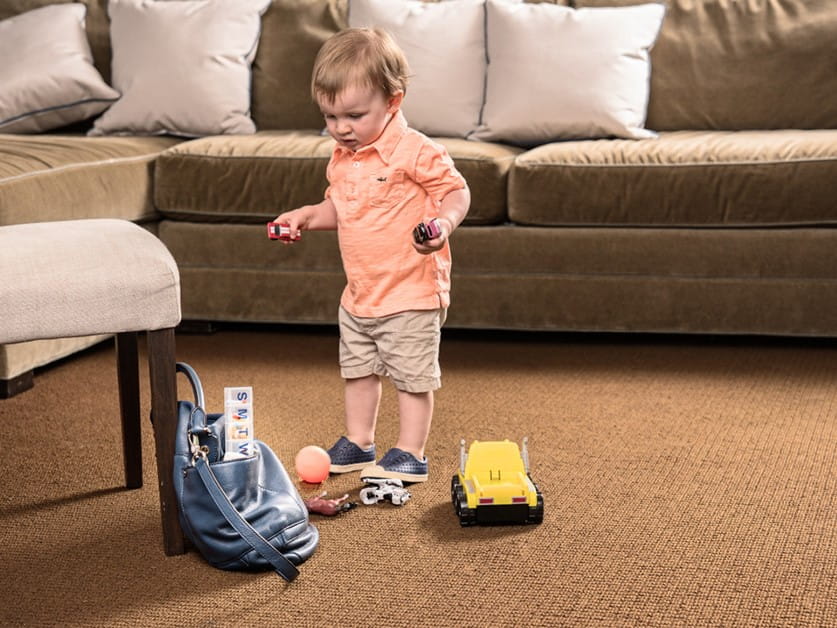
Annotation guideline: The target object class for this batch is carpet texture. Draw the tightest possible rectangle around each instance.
[0,327,834,627]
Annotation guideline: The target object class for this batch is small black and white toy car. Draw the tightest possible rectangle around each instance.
[360,478,412,506]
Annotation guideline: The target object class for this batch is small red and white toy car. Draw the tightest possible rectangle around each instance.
[266,222,301,241]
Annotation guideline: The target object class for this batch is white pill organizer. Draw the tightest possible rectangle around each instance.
[224,386,254,460]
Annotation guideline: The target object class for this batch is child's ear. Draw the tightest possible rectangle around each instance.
[387,91,404,114]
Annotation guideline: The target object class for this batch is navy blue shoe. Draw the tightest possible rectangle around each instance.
[360,447,428,483]
[327,436,376,473]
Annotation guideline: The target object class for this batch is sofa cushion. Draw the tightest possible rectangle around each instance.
[0,4,118,134]
[438,138,521,225]
[252,0,348,131]
[90,0,271,138]
[576,0,837,131]
[510,130,837,227]
[349,0,486,138]
[473,0,665,144]
[155,132,335,221]
[0,1,112,84]
[154,132,519,224]
[0,134,181,225]
[250,0,571,131]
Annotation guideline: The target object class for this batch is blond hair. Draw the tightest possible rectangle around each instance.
[311,27,410,105]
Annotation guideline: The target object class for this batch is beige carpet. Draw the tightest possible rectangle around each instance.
[0,327,834,627]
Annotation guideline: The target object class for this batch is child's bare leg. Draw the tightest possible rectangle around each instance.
[344,374,381,448]
[395,389,434,459]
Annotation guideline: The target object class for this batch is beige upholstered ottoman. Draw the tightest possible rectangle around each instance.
[0,219,186,555]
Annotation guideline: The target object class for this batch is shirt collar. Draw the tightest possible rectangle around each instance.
[335,110,408,165]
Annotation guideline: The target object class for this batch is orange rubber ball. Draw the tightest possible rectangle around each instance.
[295,445,331,484]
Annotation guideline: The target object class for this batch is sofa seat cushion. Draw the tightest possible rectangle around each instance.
[510,130,837,227]
[440,138,521,225]
[154,131,519,225]
[0,134,181,225]
[155,131,333,222]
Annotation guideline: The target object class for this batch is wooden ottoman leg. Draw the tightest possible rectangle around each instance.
[147,327,185,556]
[116,332,142,489]
[0,370,34,399]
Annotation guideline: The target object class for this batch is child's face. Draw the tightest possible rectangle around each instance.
[319,84,402,152]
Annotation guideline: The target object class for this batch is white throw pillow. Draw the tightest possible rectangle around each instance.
[472,0,666,145]
[349,0,486,138]
[90,0,271,137]
[0,4,119,134]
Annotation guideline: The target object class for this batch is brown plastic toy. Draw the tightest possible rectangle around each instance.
[303,491,357,516]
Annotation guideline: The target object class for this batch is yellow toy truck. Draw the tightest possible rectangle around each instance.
[451,438,544,526]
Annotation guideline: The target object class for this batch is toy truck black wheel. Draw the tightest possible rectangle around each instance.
[527,485,544,524]
[456,492,476,527]
[451,475,460,501]
[451,476,476,527]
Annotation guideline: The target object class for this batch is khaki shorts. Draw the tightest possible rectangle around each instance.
[338,306,447,393]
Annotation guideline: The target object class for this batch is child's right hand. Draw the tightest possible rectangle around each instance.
[271,208,307,244]
[272,198,338,238]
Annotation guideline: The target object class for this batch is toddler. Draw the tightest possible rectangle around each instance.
[272,27,470,482]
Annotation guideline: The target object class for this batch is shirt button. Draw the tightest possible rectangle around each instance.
[353,162,360,168]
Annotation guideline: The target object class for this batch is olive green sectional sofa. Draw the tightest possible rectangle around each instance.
[2,0,836,397]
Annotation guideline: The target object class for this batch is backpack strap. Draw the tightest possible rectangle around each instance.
[194,453,300,582]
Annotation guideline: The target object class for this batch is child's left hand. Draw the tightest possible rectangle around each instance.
[412,218,450,255]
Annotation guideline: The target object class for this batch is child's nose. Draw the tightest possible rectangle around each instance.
[336,119,352,135]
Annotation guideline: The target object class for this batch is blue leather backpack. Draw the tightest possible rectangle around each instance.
[172,363,318,580]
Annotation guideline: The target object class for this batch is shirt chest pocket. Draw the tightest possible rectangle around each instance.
[367,170,406,208]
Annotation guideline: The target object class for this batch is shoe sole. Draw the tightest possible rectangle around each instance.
[329,461,373,473]
[360,464,428,483]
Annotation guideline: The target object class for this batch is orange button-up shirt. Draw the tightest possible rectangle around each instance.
[325,111,466,318]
